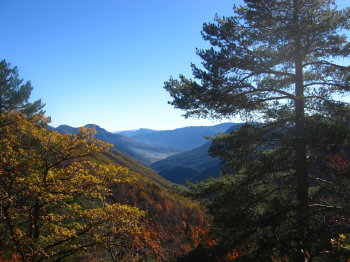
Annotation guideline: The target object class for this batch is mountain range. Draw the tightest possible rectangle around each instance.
[53,122,239,184]
[114,123,234,151]
[54,124,178,165]
[150,124,241,184]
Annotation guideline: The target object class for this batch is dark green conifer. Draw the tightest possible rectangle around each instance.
[0,60,45,117]
[165,0,350,260]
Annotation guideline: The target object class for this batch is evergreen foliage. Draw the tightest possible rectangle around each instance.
[0,60,44,117]
[164,0,350,260]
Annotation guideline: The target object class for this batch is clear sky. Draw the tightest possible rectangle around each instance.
[1,0,349,131]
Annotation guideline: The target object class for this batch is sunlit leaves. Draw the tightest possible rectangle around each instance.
[0,112,146,261]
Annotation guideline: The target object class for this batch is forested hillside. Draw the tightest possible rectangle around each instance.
[84,150,210,261]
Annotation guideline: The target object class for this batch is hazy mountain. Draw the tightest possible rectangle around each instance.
[54,124,179,165]
[53,122,241,182]
[114,128,156,137]
[151,141,222,184]
[117,123,235,152]
[151,123,241,184]
[151,141,219,172]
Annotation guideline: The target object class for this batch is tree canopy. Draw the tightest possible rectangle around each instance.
[0,60,45,117]
[164,0,350,261]
[165,0,350,121]
[0,112,149,261]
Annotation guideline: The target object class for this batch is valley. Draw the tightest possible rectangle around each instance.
[53,122,238,184]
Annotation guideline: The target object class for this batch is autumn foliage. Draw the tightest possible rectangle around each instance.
[107,160,209,261]
[0,112,149,261]
[0,112,209,261]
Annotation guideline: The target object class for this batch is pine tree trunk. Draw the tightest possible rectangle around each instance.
[293,1,310,260]
[295,60,309,261]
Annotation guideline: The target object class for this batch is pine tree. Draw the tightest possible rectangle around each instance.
[164,0,350,260]
[0,60,45,117]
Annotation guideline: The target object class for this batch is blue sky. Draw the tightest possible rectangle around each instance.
[1,0,349,131]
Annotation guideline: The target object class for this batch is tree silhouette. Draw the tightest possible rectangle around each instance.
[165,0,350,260]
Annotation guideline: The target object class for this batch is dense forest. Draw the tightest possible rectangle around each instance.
[1,0,350,261]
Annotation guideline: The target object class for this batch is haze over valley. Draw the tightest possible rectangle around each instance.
[52,122,237,182]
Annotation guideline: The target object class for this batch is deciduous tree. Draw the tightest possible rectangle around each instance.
[0,112,147,261]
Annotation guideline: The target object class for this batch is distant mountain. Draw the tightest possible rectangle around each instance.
[54,124,77,134]
[151,141,219,172]
[151,123,241,184]
[117,123,235,152]
[53,122,241,180]
[151,141,222,184]
[114,128,156,137]
[54,124,179,165]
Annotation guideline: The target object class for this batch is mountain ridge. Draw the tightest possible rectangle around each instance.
[150,123,242,184]
[54,124,179,165]
[115,123,235,151]
[53,122,241,183]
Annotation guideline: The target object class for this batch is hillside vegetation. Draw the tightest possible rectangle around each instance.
[87,150,210,261]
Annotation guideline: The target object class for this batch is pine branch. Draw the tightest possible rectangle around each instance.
[228,88,295,99]
[309,204,344,210]
[304,82,349,89]
[303,61,350,71]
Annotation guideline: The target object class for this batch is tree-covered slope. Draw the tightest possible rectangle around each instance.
[159,166,200,185]
[92,149,209,261]
[102,149,172,189]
